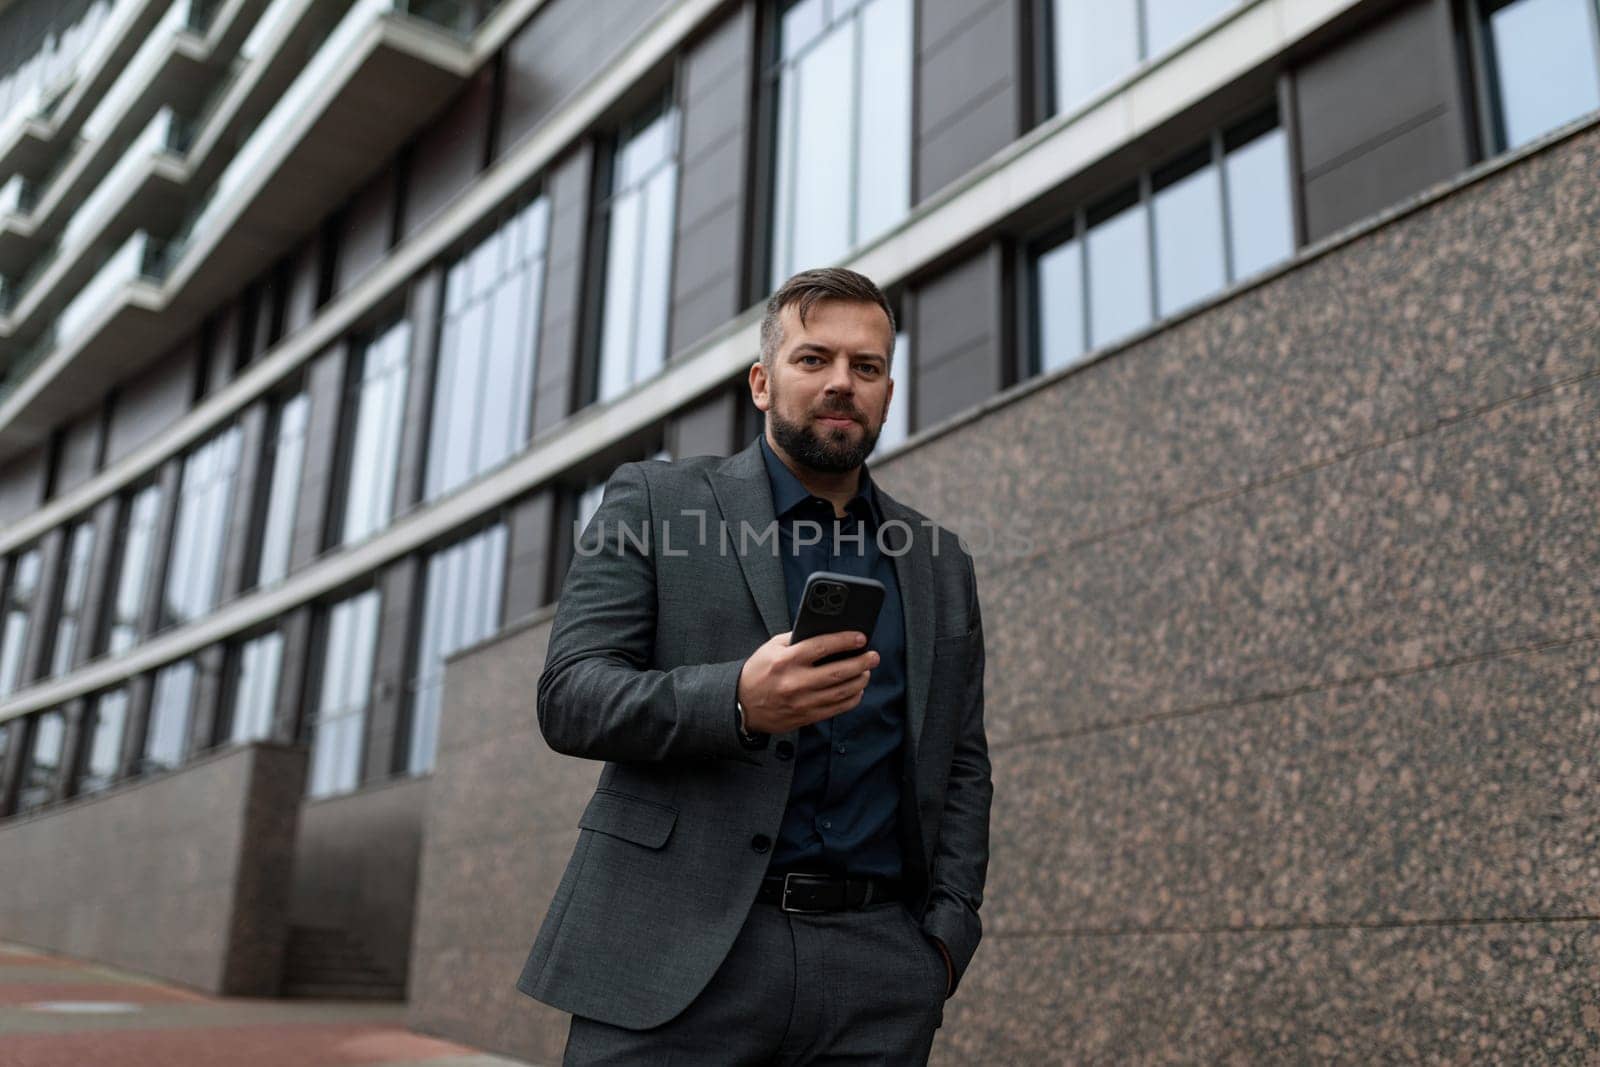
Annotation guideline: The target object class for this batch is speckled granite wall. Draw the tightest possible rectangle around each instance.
[0,742,306,995]
[407,607,596,1065]
[411,121,1600,1063]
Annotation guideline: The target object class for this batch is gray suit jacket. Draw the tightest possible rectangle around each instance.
[516,435,991,1030]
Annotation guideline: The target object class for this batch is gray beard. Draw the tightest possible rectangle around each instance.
[767,388,880,474]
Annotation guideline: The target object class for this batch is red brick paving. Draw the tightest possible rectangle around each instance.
[0,982,205,1006]
[0,943,532,1067]
[0,1021,476,1067]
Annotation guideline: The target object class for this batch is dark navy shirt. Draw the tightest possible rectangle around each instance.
[757,433,908,880]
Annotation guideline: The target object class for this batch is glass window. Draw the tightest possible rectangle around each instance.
[870,328,911,456]
[596,107,679,404]
[106,483,164,656]
[1153,150,1226,317]
[1036,235,1087,373]
[50,521,97,677]
[0,546,42,698]
[1051,0,1243,113]
[337,321,412,546]
[427,195,550,499]
[771,0,912,283]
[17,710,65,812]
[1224,120,1295,279]
[255,391,310,586]
[163,425,243,629]
[1032,109,1293,375]
[1144,0,1236,56]
[77,688,129,795]
[144,659,196,774]
[307,588,381,798]
[1052,0,1140,112]
[1086,191,1152,349]
[1484,0,1600,150]
[226,630,283,745]
[406,523,507,774]
[577,480,607,536]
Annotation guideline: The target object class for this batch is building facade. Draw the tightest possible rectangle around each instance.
[0,0,1596,1059]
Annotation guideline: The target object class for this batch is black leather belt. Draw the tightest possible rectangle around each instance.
[757,872,902,913]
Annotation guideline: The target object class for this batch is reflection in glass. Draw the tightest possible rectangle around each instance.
[256,392,309,586]
[597,107,677,404]
[1053,0,1140,111]
[78,689,129,794]
[1487,0,1600,149]
[772,0,911,282]
[229,630,283,745]
[340,322,411,546]
[1036,236,1086,373]
[107,484,164,655]
[1145,0,1235,55]
[1225,126,1295,279]
[427,196,550,498]
[1086,196,1152,348]
[0,547,41,698]
[18,710,65,811]
[51,522,97,676]
[164,426,243,628]
[408,523,506,774]
[872,330,911,456]
[1153,156,1226,316]
[307,589,381,798]
[144,659,196,773]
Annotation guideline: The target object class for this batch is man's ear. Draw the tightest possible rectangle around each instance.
[749,363,771,412]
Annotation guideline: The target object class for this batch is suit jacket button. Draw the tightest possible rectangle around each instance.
[775,741,794,761]
[750,834,771,853]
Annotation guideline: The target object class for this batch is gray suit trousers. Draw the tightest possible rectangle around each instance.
[563,898,947,1065]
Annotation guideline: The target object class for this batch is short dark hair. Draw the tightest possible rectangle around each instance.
[758,267,896,370]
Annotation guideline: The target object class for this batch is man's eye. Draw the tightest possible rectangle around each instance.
[800,355,822,365]
[855,363,880,375]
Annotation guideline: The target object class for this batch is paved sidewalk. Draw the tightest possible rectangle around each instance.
[0,942,536,1067]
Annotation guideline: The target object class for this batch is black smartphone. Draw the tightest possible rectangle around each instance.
[789,571,886,665]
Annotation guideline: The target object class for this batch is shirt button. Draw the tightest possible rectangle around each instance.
[775,740,795,760]
[835,743,847,754]
[821,819,832,830]
[750,834,771,853]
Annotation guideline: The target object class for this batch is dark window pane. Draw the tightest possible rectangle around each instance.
[407,523,505,773]
[51,522,97,676]
[257,392,309,586]
[0,546,41,697]
[18,710,66,811]
[78,689,129,794]
[144,659,196,773]
[308,589,380,797]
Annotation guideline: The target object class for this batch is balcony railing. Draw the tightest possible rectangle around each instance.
[55,231,174,348]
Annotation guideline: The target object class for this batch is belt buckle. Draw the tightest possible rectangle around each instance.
[780,872,830,914]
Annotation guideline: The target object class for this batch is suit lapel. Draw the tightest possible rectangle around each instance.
[708,438,790,638]
[877,491,934,757]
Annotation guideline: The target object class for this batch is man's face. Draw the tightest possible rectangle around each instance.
[756,299,894,474]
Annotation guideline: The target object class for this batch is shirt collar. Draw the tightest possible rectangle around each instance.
[757,432,878,524]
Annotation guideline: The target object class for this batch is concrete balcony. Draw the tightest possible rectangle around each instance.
[0,0,169,180]
[0,110,191,334]
[0,0,487,455]
[0,0,271,284]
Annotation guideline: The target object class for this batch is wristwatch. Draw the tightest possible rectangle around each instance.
[735,698,767,750]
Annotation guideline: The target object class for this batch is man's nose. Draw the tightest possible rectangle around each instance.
[823,359,854,393]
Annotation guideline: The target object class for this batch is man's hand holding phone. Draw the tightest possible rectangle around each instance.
[736,630,878,735]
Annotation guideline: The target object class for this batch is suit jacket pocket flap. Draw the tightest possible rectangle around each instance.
[578,789,678,849]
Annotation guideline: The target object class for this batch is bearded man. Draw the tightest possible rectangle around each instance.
[517,267,992,1065]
